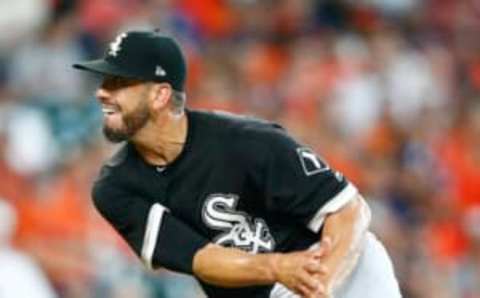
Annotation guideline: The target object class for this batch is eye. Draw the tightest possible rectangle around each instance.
[101,76,143,90]
[101,76,121,89]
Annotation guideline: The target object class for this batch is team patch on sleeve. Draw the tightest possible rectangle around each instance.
[296,147,330,176]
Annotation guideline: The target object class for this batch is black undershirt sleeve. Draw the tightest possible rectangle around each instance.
[92,171,209,274]
[156,213,210,272]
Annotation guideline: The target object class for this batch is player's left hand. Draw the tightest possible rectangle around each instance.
[271,238,333,298]
[309,236,336,298]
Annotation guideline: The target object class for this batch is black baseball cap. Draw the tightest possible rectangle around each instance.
[73,30,186,91]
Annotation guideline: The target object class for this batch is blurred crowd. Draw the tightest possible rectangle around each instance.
[0,0,479,297]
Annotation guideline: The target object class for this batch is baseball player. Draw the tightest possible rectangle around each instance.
[73,30,402,298]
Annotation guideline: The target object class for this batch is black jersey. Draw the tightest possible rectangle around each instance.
[92,109,358,298]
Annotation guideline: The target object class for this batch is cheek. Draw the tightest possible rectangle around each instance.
[118,88,147,112]
[112,92,136,114]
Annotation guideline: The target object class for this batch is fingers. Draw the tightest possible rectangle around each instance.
[297,284,312,298]
[295,271,325,298]
[297,259,330,297]
[297,284,316,297]
[311,248,324,259]
[304,261,328,275]
[295,276,326,298]
[299,270,319,291]
[275,248,332,298]
[286,257,323,297]
[311,236,333,259]
[320,236,333,251]
[297,284,321,298]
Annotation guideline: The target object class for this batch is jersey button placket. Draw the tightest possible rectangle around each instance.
[151,165,168,201]
[156,166,166,173]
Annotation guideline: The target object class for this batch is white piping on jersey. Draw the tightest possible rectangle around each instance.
[307,183,358,233]
[329,194,371,294]
[141,203,167,270]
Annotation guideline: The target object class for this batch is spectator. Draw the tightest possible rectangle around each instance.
[0,199,57,298]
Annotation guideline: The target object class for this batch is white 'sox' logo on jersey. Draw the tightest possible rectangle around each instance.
[108,32,128,57]
[202,194,275,253]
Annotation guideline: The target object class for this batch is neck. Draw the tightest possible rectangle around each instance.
[132,110,188,166]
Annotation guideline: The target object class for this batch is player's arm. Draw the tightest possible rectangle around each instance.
[92,170,329,297]
[255,129,370,294]
[93,188,208,273]
[193,240,331,297]
[315,193,371,294]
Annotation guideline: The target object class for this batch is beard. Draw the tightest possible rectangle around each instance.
[103,99,150,143]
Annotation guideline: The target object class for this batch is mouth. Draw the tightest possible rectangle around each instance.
[102,105,120,116]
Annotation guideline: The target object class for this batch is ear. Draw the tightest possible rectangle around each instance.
[150,83,172,112]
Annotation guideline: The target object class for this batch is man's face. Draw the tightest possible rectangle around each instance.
[96,76,152,143]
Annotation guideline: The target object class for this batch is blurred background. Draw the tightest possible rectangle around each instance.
[0,0,479,297]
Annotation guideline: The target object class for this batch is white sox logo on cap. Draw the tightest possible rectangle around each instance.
[74,30,187,91]
[108,32,128,57]
[155,65,167,76]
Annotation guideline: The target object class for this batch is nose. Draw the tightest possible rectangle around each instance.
[96,87,111,103]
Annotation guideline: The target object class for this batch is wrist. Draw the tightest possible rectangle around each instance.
[267,253,283,284]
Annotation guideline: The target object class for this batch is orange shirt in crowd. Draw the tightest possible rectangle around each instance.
[438,130,480,212]
[179,0,237,38]
[425,220,469,266]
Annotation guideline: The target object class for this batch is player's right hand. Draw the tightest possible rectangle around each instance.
[271,237,332,298]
